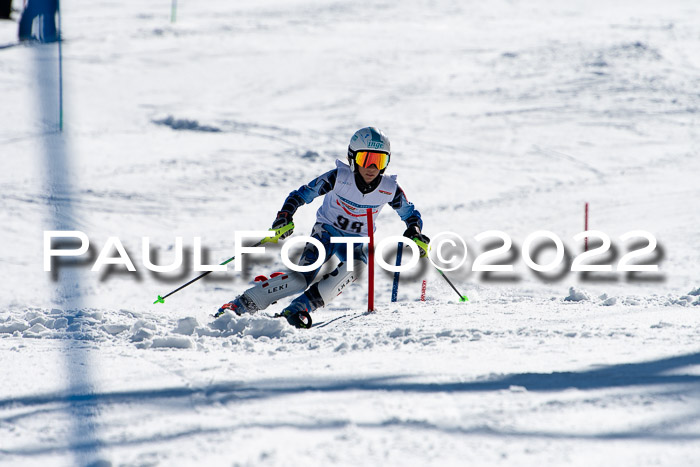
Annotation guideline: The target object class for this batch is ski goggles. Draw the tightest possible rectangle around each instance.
[355,151,390,170]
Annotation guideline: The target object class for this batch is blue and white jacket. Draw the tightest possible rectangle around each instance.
[280,160,422,236]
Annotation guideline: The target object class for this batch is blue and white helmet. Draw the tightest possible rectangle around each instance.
[347,127,391,173]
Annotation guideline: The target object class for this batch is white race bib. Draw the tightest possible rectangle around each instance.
[316,160,397,235]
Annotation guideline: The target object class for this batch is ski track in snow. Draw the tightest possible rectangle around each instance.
[1,0,700,465]
[1,288,699,346]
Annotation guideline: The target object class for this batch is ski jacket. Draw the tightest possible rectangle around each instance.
[280,160,422,236]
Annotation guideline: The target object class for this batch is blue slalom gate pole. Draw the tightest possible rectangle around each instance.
[391,242,403,302]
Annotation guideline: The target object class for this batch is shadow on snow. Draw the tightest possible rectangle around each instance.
[0,351,699,456]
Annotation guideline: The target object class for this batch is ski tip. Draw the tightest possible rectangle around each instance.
[153,295,165,304]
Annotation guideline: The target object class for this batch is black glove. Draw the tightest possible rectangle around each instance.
[403,226,430,256]
[272,211,294,239]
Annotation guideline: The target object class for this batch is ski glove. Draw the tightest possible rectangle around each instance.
[403,226,430,257]
[272,211,294,239]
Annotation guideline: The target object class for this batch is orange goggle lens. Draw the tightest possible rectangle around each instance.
[355,151,389,170]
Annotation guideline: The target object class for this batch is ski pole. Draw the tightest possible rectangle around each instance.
[153,223,294,304]
[414,239,468,302]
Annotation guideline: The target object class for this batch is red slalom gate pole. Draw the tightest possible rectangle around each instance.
[421,280,427,301]
[585,202,589,252]
[367,208,375,312]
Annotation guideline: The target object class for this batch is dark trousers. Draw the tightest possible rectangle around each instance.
[0,0,12,20]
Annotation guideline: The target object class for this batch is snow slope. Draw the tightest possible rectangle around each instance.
[0,0,699,465]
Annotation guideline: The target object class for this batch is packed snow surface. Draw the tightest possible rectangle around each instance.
[1,0,699,466]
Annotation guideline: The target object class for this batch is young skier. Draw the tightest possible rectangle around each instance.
[217,127,429,328]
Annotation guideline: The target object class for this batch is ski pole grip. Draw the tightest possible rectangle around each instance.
[413,238,430,257]
[262,222,295,244]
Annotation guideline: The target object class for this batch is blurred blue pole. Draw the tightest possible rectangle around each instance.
[33,0,101,462]
[58,0,63,131]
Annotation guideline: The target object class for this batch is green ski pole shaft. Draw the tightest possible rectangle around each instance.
[155,270,216,304]
[153,223,294,304]
[435,268,468,302]
[414,239,468,302]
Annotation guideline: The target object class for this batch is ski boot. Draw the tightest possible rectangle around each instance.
[214,274,273,318]
[275,305,312,329]
[214,293,258,318]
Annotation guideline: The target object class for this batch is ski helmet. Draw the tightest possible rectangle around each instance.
[347,127,391,174]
